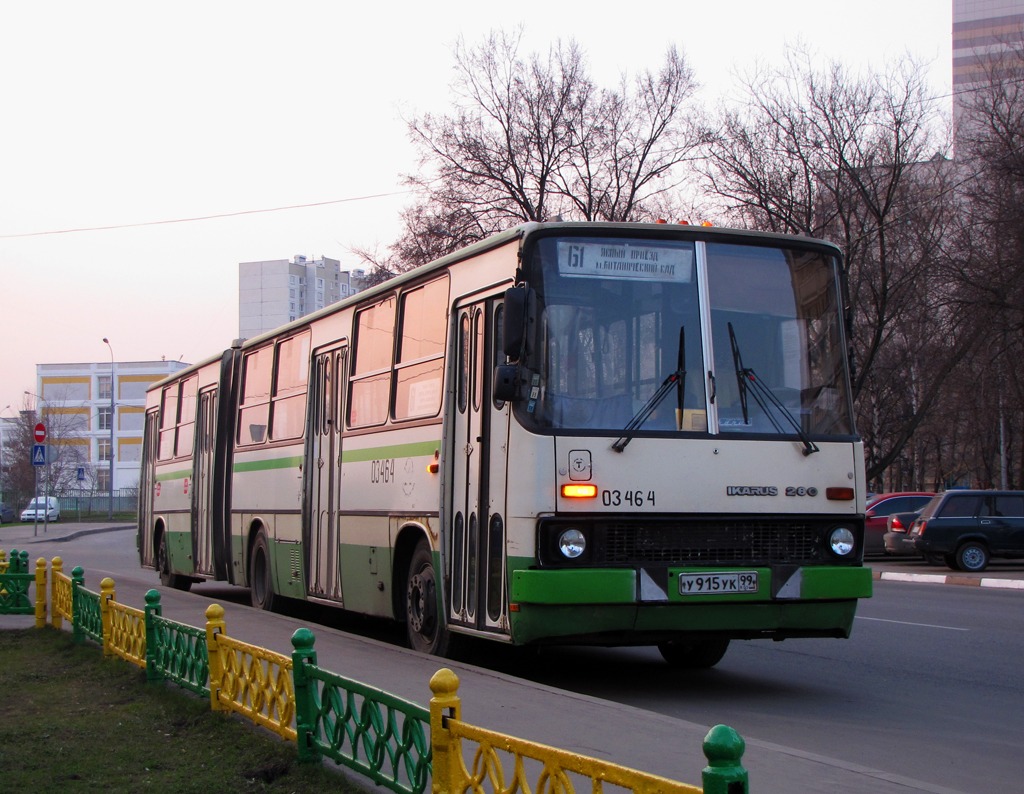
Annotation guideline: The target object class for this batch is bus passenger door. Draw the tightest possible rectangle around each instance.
[138,409,160,568]
[450,298,510,635]
[305,343,346,604]
[192,386,218,576]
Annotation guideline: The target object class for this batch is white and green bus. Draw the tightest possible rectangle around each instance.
[139,221,872,666]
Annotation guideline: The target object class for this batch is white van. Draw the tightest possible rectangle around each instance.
[20,497,60,522]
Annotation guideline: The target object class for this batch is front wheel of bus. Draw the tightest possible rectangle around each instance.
[405,540,450,656]
[249,532,276,612]
[658,637,730,669]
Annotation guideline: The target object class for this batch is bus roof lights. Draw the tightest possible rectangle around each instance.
[561,484,598,499]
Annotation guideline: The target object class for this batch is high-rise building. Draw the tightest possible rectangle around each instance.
[31,359,189,493]
[952,0,1024,141]
[238,255,366,339]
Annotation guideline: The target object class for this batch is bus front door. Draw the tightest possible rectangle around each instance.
[305,344,346,604]
[449,299,510,636]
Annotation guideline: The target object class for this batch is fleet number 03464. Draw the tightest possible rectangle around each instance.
[601,489,656,507]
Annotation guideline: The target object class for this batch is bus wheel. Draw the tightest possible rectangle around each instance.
[249,532,276,611]
[405,540,449,656]
[157,532,191,592]
[658,637,730,669]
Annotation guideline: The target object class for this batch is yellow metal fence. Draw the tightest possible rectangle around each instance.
[205,603,297,741]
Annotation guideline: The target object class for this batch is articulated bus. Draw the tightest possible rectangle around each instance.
[139,221,872,666]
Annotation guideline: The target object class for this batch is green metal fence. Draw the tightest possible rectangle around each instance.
[291,627,432,794]
[55,489,137,519]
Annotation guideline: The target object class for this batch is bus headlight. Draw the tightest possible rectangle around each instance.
[829,527,855,556]
[558,528,587,559]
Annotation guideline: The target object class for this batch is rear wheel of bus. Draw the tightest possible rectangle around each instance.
[658,637,730,668]
[249,531,277,612]
[157,530,191,592]
[405,539,450,656]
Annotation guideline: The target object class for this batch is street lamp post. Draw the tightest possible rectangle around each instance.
[103,338,115,519]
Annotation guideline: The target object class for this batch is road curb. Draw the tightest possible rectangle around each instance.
[17,525,134,545]
[874,569,1024,590]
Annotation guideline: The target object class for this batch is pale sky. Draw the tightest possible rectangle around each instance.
[0,0,952,417]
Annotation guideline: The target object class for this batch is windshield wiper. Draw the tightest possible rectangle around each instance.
[727,323,819,456]
[613,327,686,453]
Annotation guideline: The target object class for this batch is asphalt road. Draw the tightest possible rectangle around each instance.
[5,525,1022,793]
[505,579,1024,792]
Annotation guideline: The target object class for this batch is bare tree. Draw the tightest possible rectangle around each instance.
[3,407,38,509]
[552,45,703,222]
[4,393,93,506]
[945,38,1024,488]
[384,30,702,269]
[699,48,972,485]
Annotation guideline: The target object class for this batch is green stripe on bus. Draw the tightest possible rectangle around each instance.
[341,440,441,463]
[155,470,191,482]
[233,456,304,473]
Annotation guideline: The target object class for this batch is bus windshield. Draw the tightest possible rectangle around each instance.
[518,233,854,438]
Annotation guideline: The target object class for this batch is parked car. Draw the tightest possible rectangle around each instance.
[19,497,60,523]
[0,501,14,523]
[883,508,928,556]
[909,490,1024,572]
[864,492,935,555]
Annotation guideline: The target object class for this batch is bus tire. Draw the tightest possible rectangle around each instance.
[249,531,277,611]
[157,531,192,592]
[658,637,730,669]
[405,539,450,656]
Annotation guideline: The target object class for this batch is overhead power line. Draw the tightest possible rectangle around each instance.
[0,191,410,239]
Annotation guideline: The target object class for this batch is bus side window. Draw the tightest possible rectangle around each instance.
[395,277,447,421]
[349,297,396,428]
[176,375,197,456]
[158,383,178,460]
[271,331,310,440]
[239,346,273,445]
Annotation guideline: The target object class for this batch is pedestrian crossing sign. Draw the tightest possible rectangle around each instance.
[32,444,46,466]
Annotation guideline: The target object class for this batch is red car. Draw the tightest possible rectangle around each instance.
[864,492,935,556]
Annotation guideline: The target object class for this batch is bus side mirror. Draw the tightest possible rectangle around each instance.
[493,363,521,402]
[502,285,534,360]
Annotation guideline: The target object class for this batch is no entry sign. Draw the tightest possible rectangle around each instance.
[34,422,46,443]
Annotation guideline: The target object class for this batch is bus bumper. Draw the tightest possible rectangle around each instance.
[508,565,872,646]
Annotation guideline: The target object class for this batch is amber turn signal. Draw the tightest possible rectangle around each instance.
[561,484,598,498]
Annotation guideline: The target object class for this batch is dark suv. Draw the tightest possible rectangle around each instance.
[910,490,1024,572]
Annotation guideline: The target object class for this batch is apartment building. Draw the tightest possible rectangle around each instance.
[32,359,189,492]
[952,0,1024,140]
[238,254,367,339]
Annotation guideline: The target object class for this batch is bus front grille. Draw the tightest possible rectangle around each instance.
[599,520,827,566]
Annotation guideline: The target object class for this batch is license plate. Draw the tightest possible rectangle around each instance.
[677,571,759,595]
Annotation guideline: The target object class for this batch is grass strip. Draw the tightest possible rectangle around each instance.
[0,627,366,792]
